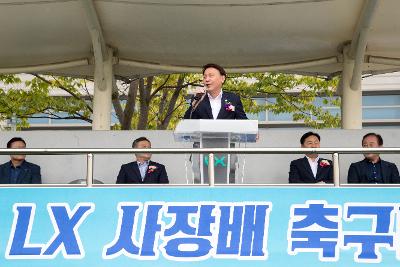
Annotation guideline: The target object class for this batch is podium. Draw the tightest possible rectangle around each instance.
[174,120,258,184]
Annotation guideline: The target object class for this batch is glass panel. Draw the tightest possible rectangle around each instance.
[266,97,292,121]
[28,113,50,124]
[363,95,400,106]
[362,107,400,120]
[323,108,340,116]
[268,112,293,121]
[50,112,90,124]
[247,98,266,121]
[313,96,339,107]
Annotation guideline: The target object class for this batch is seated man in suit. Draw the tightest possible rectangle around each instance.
[0,137,41,184]
[289,132,333,183]
[116,137,169,184]
[184,63,247,120]
[348,133,400,184]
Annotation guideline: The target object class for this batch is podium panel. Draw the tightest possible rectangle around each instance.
[174,120,258,184]
[196,136,235,184]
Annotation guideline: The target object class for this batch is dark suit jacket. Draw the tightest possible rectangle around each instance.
[184,91,248,120]
[0,160,41,184]
[347,158,400,184]
[116,161,169,184]
[289,157,333,183]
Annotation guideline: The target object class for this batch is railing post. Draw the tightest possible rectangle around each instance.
[86,153,94,187]
[208,153,215,187]
[333,152,340,187]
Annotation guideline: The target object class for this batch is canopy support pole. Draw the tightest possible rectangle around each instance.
[80,0,113,130]
[340,0,379,129]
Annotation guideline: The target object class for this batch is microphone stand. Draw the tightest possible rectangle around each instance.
[189,93,206,119]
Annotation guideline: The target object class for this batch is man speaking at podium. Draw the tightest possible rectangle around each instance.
[184,63,248,120]
[183,63,248,184]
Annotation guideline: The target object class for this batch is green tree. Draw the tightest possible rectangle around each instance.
[226,72,340,128]
[0,72,340,130]
[112,73,200,130]
[0,73,200,130]
[0,74,92,129]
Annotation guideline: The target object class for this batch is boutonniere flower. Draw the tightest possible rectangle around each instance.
[224,100,235,112]
[319,160,330,167]
[147,165,157,174]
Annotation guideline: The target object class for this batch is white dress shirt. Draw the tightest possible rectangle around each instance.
[208,91,222,119]
[137,160,149,181]
[306,156,319,178]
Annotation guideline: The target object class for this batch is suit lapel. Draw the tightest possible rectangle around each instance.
[316,159,322,179]
[143,161,156,183]
[202,95,213,119]
[132,161,143,183]
[217,92,227,119]
[360,160,369,181]
[302,157,315,179]
[143,161,151,182]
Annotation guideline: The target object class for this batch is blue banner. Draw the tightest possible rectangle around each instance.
[1,187,400,266]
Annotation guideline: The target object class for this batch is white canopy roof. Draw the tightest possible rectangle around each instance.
[1,0,400,77]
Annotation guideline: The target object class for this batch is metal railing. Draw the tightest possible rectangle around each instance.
[1,147,400,187]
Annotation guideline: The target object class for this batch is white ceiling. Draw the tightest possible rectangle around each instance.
[1,0,400,77]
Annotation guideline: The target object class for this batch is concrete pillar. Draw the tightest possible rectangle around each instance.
[92,47,113,130]
[340,45,363,129]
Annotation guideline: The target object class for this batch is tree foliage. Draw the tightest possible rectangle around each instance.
[0,74,92,129]
[225,73,340,128]
[0,72,340,130]
[112,74,200,130]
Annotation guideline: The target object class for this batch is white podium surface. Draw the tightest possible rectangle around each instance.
[174,119,258,142]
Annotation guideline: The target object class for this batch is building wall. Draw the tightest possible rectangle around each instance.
[0,129,399,185]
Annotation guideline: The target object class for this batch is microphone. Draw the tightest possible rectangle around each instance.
[189,86,207,119]
[193,91,205,101]
[189,85,207,99]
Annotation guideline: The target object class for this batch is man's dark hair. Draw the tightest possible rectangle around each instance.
[362,132,383,146]
[300,132,320,145]
[7,137,26,148]
[202,63,226,77]
[132,137,151,148]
